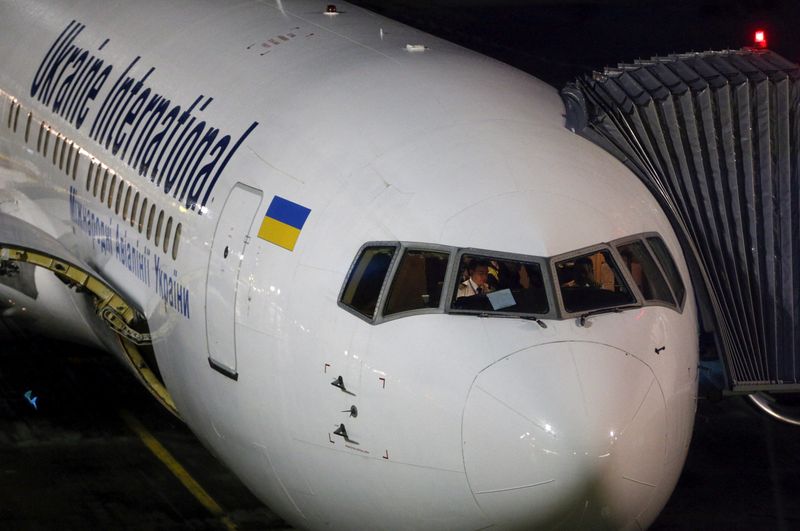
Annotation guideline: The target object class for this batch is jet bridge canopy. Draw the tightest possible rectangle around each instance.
[561,48,800,392]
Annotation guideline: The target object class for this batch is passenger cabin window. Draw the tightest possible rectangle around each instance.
[163,216,173,253]
[451,254,549,315]
[616,240,674,305]
[37,122,45,153]
[340,245,397,320]
[86,161,94,191]
[646,236,686,306]
[71,145,80,179]
[384,249,449,316]
[555,250,635,313]
[172,223,182,260]
[65,141,74,176]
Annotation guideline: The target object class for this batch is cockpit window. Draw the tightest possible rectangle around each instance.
[615,240,675,305]
[384,249,450,316]
[646,236,686,306]
[340,245,397,319]
[555,249,635,313]
[451,254,549,315]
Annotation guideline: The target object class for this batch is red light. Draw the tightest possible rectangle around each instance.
[754,30,767,48]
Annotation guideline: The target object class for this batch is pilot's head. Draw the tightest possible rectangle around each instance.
[468,259,490,286]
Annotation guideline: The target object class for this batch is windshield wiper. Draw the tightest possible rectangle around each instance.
[578,305,639,327]
[522,315,548,329]
[477,312,548,329]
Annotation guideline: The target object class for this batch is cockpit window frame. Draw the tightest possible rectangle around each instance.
[341,236,684,325]
[340,242,558,324]
[376,242,458,324]
[446,247,558,321]
[642,233,687,310]
[337,241,401,324]
[610,232,685,313]
[549,243,643,319]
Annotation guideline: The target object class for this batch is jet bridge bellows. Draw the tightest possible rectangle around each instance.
[561,49,800,391]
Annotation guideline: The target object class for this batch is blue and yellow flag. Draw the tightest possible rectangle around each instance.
[257,196,311,251]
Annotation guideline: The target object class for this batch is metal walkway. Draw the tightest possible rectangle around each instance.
[562,49,800,391]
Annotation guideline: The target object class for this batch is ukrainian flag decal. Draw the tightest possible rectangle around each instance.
[257,196,311,251]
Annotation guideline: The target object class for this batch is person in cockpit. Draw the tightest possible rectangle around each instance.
[457,259,493,298]
[560,257,599,289]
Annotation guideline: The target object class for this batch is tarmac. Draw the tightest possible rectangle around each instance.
[0,340,289,530]
[1,339,799,530]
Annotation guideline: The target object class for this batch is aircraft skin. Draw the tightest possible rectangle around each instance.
[0,1,699,529]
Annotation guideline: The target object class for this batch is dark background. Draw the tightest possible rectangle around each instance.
[351,0,800,88]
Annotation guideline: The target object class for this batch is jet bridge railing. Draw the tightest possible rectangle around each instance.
[561,48,800,392]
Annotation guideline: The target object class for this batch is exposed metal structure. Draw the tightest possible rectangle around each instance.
[562,49,800,391]
[0,214,176,415]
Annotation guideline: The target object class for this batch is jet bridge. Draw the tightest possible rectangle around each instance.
[561,48,800,392]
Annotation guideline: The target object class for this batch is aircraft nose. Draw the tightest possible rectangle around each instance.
[462,342,667,530]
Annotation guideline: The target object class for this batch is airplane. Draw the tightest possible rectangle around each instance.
[3,0,763,529]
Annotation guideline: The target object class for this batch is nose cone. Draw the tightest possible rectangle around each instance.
[462,342,667,530]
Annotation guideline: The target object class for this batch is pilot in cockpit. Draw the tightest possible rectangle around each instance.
[560,257,599,289]
[456,259,493,298]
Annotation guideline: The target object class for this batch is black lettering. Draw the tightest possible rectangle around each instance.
[44,45,81,107]
[76,63,111,129]
[127,94,165,167]
[53,49,87,114]
[164,97,210,194]
[179,127,218,203]
[66,54,100,124]
[62,50,93,122]
[153,96,201,186]
[115,86,150,157]
[139,103,178,177]
[99,75,134,147]
[199,121,258,209]
[131,96,169,169]
[90,56,140,139]
[169,121,206,198]
[109,67,154,154]
[186,134,229,210]
[31,21,79,98]
[37,23,85,104]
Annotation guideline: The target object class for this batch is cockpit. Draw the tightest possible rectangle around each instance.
[338,233,686,324]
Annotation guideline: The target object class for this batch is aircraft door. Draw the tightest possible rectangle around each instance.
[206,183,263,379]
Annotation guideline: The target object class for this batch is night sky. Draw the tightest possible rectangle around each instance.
[350,0,800,88]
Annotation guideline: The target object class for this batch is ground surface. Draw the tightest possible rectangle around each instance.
[1,340,799,530]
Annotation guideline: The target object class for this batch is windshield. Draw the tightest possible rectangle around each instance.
[450,253,549,315]
[555,249,635,313]
[340,239,661,324]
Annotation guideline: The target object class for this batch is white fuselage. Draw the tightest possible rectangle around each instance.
[0,1,699,529]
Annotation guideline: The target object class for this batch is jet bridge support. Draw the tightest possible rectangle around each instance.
[561,49,800,393]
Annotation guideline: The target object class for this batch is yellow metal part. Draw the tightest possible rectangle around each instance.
[119,335,178,415]
[0,245,179,418]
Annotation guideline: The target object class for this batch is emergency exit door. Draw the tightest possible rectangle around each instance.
[206,183,263,380]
